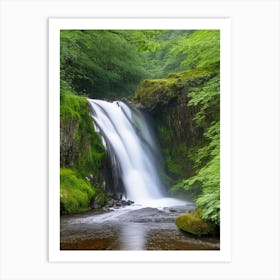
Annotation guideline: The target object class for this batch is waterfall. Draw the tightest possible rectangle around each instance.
[88,99,165,203]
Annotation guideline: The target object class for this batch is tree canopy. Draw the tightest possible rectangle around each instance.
[61,30,144,98]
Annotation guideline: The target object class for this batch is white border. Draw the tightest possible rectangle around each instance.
[49,18,231,262]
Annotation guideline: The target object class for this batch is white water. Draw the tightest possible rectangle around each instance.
[88,99,187,207]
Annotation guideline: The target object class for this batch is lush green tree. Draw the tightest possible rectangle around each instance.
[142,30,219,78]
[60,30,149,98]
[144,30,194,78]
[170,30,220,70]
[112,30,164,52]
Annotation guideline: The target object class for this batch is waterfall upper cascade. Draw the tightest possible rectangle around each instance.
[88,99,166,204]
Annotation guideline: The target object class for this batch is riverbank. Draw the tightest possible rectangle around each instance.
[60,202,220,250]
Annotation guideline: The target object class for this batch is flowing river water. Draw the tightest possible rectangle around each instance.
[60,100,220,250]
[60,201,220,250]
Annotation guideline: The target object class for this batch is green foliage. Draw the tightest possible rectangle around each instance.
[144,30,194,78]
[170,30,220,70]
[188,75,220,127]
[172,122,220,225]
[60,30,149,99]
[60,168,95,214]
[143,30,219,78]
[191,153,220,225]
[197,187,220,225]
[114,30,164,52]
[60,87,85,122]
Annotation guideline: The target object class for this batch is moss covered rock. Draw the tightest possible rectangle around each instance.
[133,68,215,111]
[175,210,217,236]
[60,91,107,214]
[60,92,106,177]
[60,168,95,214]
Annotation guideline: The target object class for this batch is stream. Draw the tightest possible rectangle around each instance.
[60,199,220,250]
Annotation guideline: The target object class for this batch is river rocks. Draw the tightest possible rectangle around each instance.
[107,199,115,207]
[91,198,134,210]
[175,210,217,236]
[163,204,195,214]
[106,198,134,208]
[118,207,167,223]
[92,201,102,209]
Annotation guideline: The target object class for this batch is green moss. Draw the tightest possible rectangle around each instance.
[60,91,106,176]
[175,210,217,236]
[165,143,191,177]
[60,91,107,214]
[60,89,83,122]
[157,125,180,176]
[157,124,172,142]
[60,168,95,214]
[156,123,194,180]
[133,67,217,111]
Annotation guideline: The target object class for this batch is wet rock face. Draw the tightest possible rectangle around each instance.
[133,69,214,180]
[134,71,209,147]
[60,121,80,167]
[155,99,203,180]
[156,94,203,146]
[102,153,125,196]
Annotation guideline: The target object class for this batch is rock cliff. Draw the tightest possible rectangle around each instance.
[133,68,218,182]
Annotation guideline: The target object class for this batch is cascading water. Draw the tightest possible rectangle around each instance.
[88,99,165,204]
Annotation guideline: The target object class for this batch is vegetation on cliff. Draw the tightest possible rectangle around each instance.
[60,86,106,214]
[60,87,105,174]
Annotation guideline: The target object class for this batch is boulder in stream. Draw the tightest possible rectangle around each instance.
[175,210,217,236]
